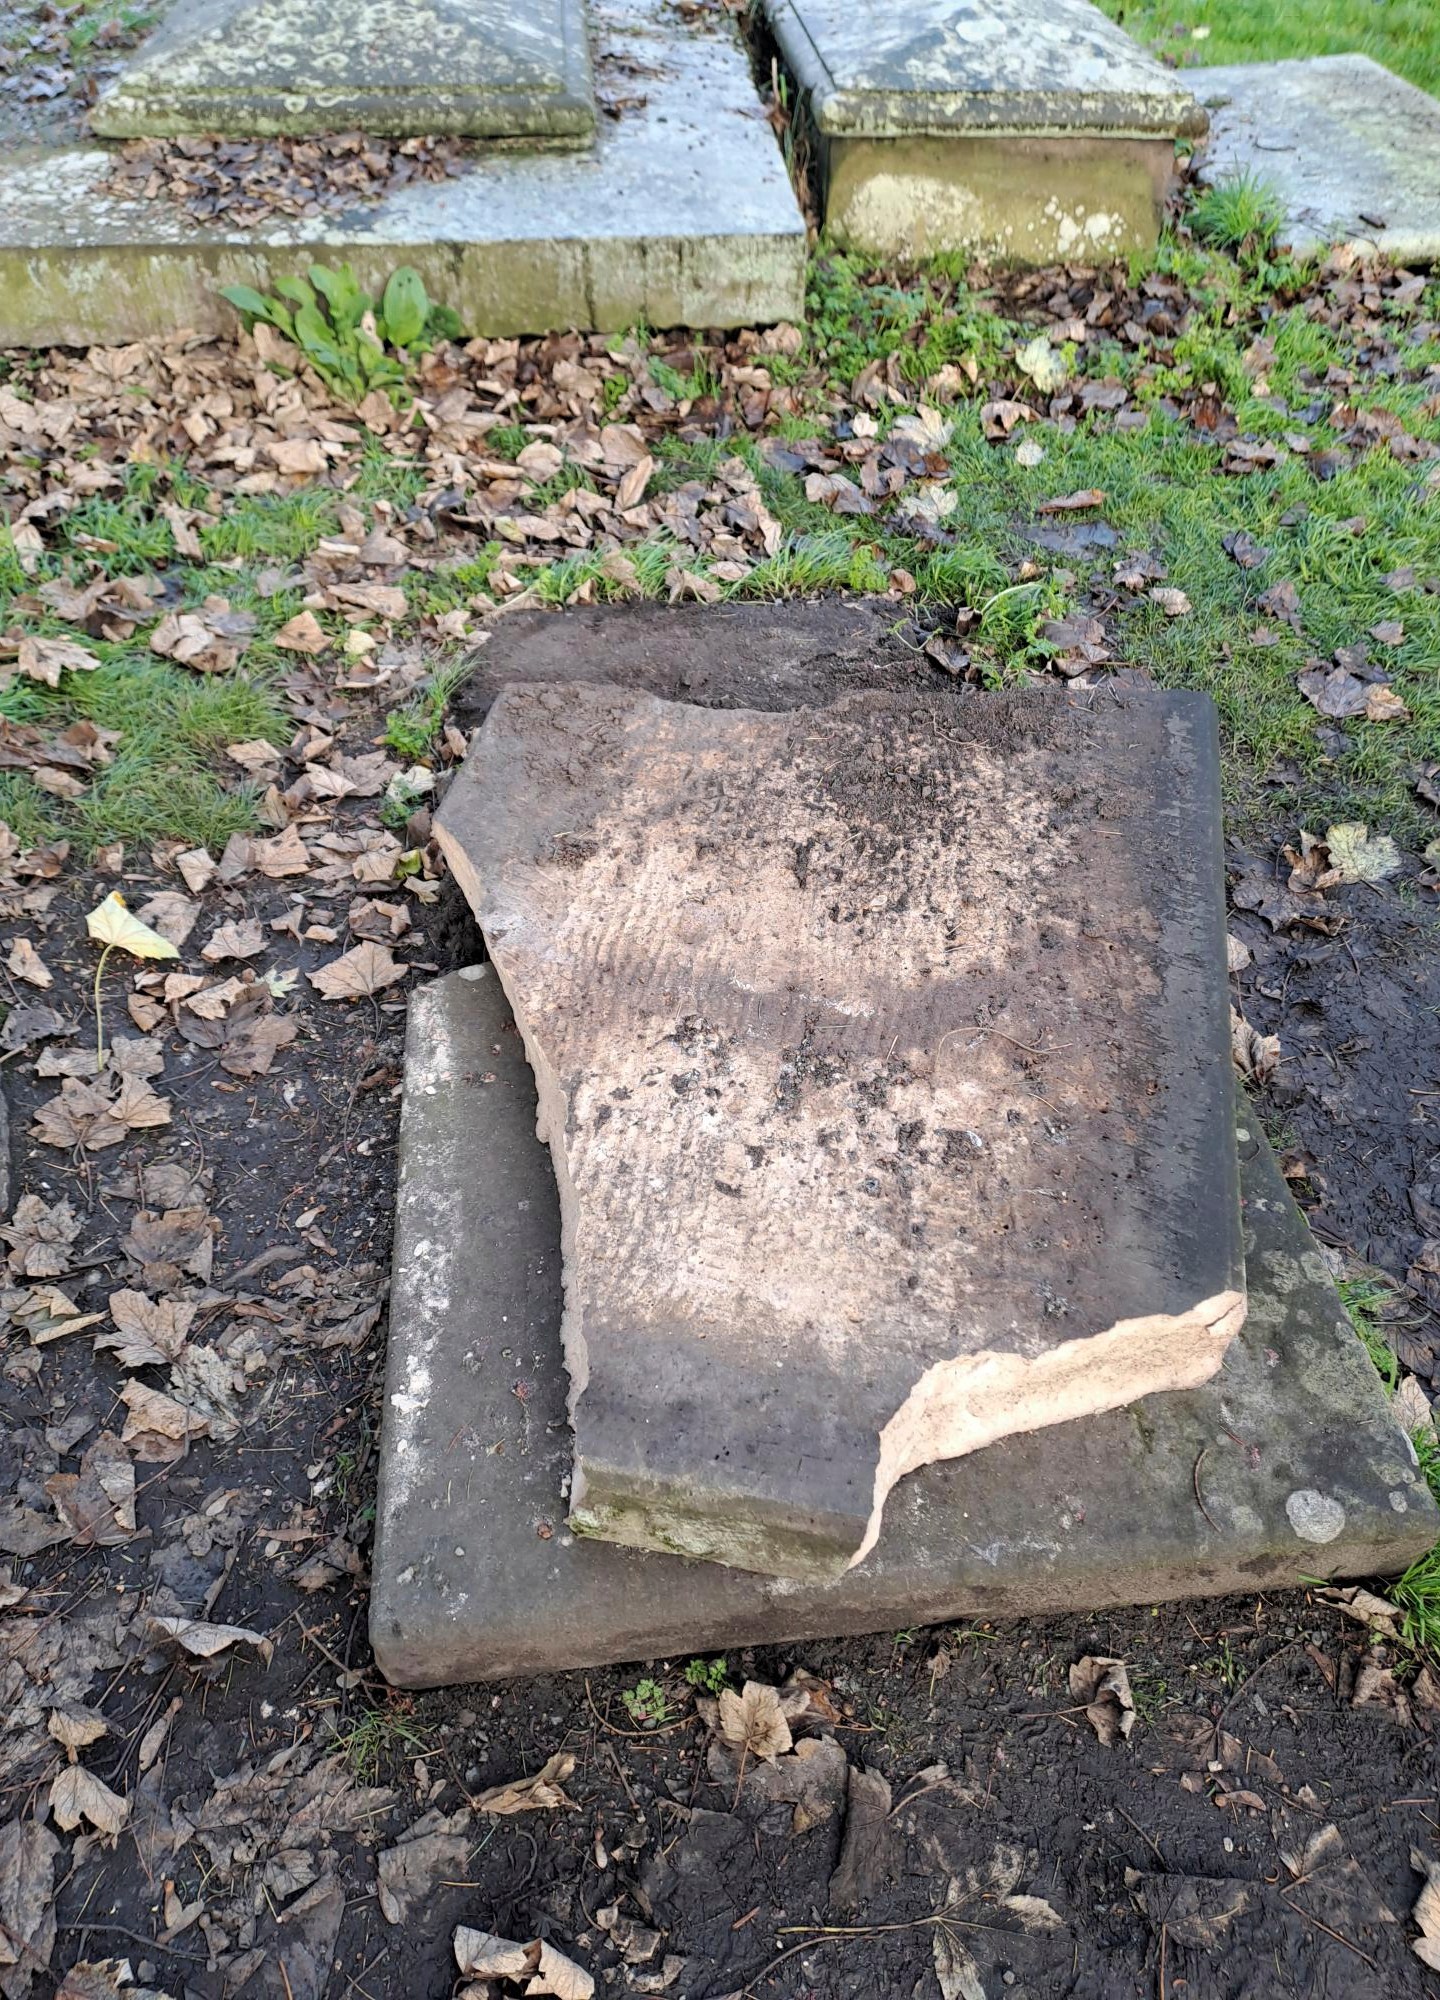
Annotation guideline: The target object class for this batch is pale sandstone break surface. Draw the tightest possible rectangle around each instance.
[436,682,1243,1580]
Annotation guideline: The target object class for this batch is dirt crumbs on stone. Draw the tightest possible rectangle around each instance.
[99,132,468,228]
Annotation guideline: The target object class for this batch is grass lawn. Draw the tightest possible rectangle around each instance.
[1097,0,1440,97]
[3,229,1438,857]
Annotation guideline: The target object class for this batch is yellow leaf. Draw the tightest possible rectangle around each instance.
[85,891,180,961]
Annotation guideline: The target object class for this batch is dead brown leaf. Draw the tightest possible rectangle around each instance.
[1069,1655,1135,1745]
[1230,1007,1281,1084]
[30,1073,170,1151]
[473,1751,578,1816]
[0,1193,81,1277]
[49,1766,128,1838]
[97,1288,197,1367]
[14,635,100,686]
[308,939,406,1000]
[1037,489,1105,513]
[1412,1850,1440,1972]
[273,610,330,654]
[201,917,265,962]
[715,1680,808,1763]
[454,1925,594,1999]
[8,936,52,988]
[45,1432,135,1547]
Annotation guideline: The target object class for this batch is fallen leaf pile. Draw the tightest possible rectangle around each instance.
[100,131,467,229]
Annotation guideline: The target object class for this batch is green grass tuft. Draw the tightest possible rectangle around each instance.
[1190,174,1284,259]
[382,656,474,761]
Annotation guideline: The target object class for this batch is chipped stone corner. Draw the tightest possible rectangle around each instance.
[850,1289,1248,1570]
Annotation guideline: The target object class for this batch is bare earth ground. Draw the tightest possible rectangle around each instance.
[1,234,1440,1996]
[0,616,1435,2000]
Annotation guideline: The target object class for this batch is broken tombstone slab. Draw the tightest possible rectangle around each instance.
[435,682,1244,1581]
[368,965,1435,1686]
[92,0,595,140]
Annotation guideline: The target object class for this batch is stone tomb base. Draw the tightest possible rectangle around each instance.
[762,0,1206,261]
[0,0,803,346]
[371,965,1434,1687]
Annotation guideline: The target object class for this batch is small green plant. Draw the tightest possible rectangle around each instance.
[220,264,463,404]
[334,1699,432,1781]
[1391,1427,1440,1654]
[379,772,432,831]
[1200,1636,1243,1692]
[1342,1273,1401,1395]
[382,657,472,761]
[1190,173,1283,260]
[621,1678,671,1728]
[684,1656,729,1695]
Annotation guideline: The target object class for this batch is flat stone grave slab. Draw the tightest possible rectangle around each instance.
[435,677,1243,1581]
[0,0,803,345]
[92,0,594,140]
[1192,55,1440,264]
[370,962,1435,1687]
[763,0,1205,260]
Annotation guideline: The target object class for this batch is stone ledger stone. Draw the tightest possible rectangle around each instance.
[435,684,1244,1581]
[764,0,1205,259]
[0,0,804,345]
[92,0,595,140]
[1192,55,1440,265]
[368,965,1436,1689]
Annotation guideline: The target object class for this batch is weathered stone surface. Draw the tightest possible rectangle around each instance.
[436,683,1243,1580]
[0,0,803,345]
[765,0,1206,139]
[823,132,1175,262]
[763,0,1201,259]
[1193,55,1440,264]
[92,0,594,140]
[369,965,1435,1688]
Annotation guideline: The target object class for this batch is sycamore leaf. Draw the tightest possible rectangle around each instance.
[933,1929,986,2000]
[454,1927,594,1999]
[98,1289,197,1367]
[16,1284,105,1344]
[31,1074,170,1152]
[201,918,266,962]
[1015,335,1068,394]
[308,940,407,1000]
[50,1764,128,1836]
[1325,822,1401,884]
[85,892,179,962]
[274,610,330,654]
[8,937,52,988]
[48,1707,107,1758]
[1231,1008,1281,1084]
[1149,587,1192,616]
[1412,1849,1440,1972]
